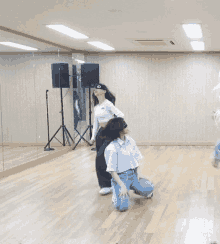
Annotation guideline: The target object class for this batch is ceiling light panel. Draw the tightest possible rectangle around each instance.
[190,41,205,51]
[46,25,89,39]
[182,24,203,39]
[87,41,115,51]
[0,42,38,50]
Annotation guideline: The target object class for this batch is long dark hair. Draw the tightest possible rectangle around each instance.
[92,83,116,106]
[102,117,128,142]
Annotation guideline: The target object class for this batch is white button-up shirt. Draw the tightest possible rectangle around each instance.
[104,135,143,174]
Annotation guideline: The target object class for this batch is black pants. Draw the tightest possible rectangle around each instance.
[95,127,112,188]
[74,109,79,129]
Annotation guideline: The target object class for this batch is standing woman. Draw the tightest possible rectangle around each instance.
[89,84,125,195]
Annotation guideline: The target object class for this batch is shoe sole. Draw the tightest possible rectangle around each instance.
[100,191,111,195]
[99,189,113,195]
[147,193,153,199]
[134,191,153,199]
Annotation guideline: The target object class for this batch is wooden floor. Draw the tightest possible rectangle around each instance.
[0,144,73,179]
[0,145,220,244]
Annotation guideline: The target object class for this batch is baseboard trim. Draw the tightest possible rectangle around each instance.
[0,142,73,147]
[136,141,215,146]
[0,141,215,147]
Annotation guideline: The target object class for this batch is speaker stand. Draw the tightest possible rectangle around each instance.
[44,90,54,151]
[72,86,93,150]
[44,87,75,150]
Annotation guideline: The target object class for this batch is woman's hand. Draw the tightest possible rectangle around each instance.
[119,184,129,197]
[77,109,80,116]
[110,172,129,197]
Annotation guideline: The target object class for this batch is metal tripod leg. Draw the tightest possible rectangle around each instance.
[44,125,62,149]
[74,128,90,144]
[64,126,75,145]
[64,129,71,146]
[72,126,91,150]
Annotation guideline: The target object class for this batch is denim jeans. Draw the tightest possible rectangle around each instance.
[214,140,220,160]
[111,168,154,212]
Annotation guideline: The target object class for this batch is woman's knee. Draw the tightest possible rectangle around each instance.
[131,182,154,197]
[142,187,154,196]
[116,206,129,212]
[113,196,130,212]
[114,202,129,212]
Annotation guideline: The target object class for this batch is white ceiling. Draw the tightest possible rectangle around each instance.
[0,0,220,53]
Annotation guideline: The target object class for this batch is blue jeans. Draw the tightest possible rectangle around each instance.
[111,168,154,212]
[214,140,220,160]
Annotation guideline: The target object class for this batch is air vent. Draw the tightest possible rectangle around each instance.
[132,39,175,46]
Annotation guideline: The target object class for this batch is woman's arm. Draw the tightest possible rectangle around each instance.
[111,171,126,187]
[75,100,80,115]
[107,101,124,118]
[104,145,128,196]
[111,171,129,197]
[91,113,99,141]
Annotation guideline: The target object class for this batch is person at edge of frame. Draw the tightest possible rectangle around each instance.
[213,107,220,167]
[89,83,125,195]
[73,90,81,130]
[103,117,154,212]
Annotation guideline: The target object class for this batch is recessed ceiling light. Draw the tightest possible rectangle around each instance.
[46,25,88,39]
[0,42,38,51]
[182,24,203,39]
[190,41,205,51]
[87,41,115,51]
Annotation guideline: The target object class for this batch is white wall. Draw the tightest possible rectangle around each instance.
[1,52,220,147]
[0,53,75,145]
[86,53,220,145]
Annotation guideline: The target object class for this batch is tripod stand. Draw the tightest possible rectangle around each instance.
[44,86,75,150]
[72,85,93,150]
[44,90,54,151]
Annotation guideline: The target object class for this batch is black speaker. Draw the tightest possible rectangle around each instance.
[81,63,99,88]
[51,63,70,88]
[72,65,77,88]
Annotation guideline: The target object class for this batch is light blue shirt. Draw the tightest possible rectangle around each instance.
[104,135,143,174]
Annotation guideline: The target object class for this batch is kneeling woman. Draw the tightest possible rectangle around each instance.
[103,117,154,212]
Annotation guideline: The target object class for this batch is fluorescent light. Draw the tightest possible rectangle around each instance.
[46,25,88,39]
[182,24,203,39]
[75,59,85,64]
[0,42,38,51]
[87,41,115,51]
[190,41,205,51]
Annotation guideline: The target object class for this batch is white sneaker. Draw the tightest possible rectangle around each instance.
[99,187,112,195]
[147,192,153,199]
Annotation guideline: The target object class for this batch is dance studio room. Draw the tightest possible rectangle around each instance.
[1,0,220,243]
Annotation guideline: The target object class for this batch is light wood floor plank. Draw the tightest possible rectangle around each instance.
[1,145,220,244]
[144,205,167,233]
